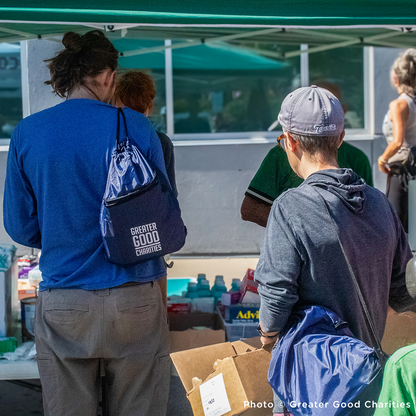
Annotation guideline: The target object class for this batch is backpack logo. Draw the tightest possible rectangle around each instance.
[131,223,162,256]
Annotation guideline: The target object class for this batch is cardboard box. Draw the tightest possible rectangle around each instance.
[171,337,273,416]
[17,280,37,301]
[382,311,416,355]
[169,312,226,353]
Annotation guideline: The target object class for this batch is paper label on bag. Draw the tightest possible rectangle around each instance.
[199,373,231,416]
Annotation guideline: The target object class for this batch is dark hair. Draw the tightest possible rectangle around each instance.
[115,70,156,114]
[44,30,119,98]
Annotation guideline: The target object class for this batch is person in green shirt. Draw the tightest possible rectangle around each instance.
[241,82,373,227]
[373,343,416,416]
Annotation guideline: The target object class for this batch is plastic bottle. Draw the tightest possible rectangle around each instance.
[231,278,241,292]
[185,282,199,299]
[215,275,224,284]
[197,274,207,291]
[197,279,211,298]
[213,281,228,304]
[211,275,224,295]
[197,273,206,282]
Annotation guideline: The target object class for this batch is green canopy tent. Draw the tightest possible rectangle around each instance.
[114,40,288,70]
[0,1,416,60]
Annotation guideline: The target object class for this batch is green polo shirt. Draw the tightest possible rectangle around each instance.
[246,141,373,205]
[373,344,416,416]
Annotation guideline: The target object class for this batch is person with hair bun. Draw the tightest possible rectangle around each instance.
[379,49,416,232]
[4,30,171,416]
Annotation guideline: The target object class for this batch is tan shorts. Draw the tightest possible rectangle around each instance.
[34,282,170,416]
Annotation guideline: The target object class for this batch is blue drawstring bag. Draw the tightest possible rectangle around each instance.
[268,306,383,416]
[100,108,187,267]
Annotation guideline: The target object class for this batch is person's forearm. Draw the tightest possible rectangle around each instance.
[241,195,271,228]
[380,140,403,162]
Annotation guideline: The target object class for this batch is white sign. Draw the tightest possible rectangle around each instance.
[200,373,232,416]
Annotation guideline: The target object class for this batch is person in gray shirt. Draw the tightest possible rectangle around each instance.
[255,86,414,415]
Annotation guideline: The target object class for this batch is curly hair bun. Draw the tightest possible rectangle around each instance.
[393,48,416,93]
[45,30,119,98]
[62,32,82,53]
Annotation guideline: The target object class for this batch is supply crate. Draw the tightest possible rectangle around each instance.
[218,307,258,342]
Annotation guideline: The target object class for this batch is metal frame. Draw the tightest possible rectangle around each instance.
[122,27,285,57]
[2,24,382,147]
[300,44,309,87]
[285,30,407,58]
[164,39,174,137]
[165,43,370,143]
[364,46,375,135]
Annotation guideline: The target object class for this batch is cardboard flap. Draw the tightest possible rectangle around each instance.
[170,328,226,353]
[171,342,236,393]
[233,349,273,403]
[231,337,262,355]
[188,357,247,416]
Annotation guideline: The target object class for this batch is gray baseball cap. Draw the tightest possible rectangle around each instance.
[278,85,344,136]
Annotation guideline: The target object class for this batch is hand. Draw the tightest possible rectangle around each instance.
[261,334,278,345]
[378,156,390,174]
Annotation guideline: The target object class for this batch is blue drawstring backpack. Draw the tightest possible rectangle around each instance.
[268,306,383,416]
[100,108,187,267]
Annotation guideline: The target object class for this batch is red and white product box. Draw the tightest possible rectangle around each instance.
[167,302,190,313]
[221,291,241,306]
[240,268,258,293]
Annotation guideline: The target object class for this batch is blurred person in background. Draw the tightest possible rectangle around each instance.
[379,49,416,233]
[241,81,373,228]
[4,31,170,416]
[115,69,179,307]
[374,343,416,416]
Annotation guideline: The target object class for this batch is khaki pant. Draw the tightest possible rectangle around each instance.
[34,282,170,416]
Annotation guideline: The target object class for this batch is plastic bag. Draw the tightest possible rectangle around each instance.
[2,341,36,361]
[100,139,155,239]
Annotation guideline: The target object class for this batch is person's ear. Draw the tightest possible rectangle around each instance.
[103,69,117,87]
[338,131,345,148]
[286,133,298,153]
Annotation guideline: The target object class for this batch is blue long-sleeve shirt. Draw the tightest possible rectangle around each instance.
[4,99,168,290]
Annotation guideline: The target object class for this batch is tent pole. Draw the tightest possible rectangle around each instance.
[290,29,355,41]
[121,27,285,57]
[210,42,284,59]
[285,29,406,58]
[0,25,35,38]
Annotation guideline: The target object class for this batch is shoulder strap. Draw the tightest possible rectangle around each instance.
[116,108,129,147]
[313,187,388,365]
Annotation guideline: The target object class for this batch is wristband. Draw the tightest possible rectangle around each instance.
[378,156,388,165]
[257,324,279,338]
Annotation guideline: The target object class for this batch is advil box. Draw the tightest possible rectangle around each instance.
[225,304,260,323]
[171,338,273,416]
